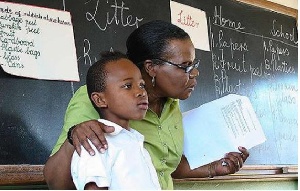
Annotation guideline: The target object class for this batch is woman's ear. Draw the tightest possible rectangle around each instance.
[144,59,156,77]
[91,92,107,108]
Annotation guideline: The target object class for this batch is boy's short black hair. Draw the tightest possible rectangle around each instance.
[86,51,128,98]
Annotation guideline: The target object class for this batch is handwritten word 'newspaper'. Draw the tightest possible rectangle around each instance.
[183,94,266,169]
[0,2,79,81]
[170,1,210,51]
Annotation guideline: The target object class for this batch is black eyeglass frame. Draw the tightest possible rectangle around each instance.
[152,58,200,73]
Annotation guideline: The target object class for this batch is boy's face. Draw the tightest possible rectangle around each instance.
[101,58,148,122]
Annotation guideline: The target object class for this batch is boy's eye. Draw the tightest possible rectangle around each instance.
[123,83,132,89]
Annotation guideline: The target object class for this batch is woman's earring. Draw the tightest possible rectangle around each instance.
[152,76,155,87]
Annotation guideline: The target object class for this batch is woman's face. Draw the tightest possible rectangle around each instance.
[155,38,199,100]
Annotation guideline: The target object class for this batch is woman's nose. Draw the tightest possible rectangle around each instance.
[189,68,199,79]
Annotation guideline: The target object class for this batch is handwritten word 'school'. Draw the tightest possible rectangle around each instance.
[270,20,298,45]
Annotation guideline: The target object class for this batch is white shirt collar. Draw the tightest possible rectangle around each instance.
[98,119,124,135]
[97,119,144,141]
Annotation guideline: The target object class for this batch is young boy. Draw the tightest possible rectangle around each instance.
[70,51,160,190]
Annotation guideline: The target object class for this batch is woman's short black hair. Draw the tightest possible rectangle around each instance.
[126,20,190,69]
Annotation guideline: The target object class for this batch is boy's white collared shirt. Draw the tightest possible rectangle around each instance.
[71,119,161,190]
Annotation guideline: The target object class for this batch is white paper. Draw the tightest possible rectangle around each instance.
[183,94,266,169]
[0,2,79,81]
[170,1,210,51]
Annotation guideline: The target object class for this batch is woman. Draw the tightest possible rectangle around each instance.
[44,20,249,190]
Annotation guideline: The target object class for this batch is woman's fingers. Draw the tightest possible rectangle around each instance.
[71,120,115,156]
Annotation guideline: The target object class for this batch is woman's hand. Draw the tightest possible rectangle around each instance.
[211,146,249,176]
[71,120,115,156]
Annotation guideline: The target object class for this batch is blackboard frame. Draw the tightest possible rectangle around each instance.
[0,0,297,187]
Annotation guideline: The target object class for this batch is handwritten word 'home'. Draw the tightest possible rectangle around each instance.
[177,10,199,28]
[213,6,245,31]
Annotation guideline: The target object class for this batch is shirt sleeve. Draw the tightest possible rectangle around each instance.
[50,85,100,155]
[71,142,111,190]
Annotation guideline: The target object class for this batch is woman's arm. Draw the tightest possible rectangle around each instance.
[85,182,108,190]
[43,140,75,189]
[172,146,249,178]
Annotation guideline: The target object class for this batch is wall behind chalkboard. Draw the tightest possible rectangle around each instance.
[0,0,297,165]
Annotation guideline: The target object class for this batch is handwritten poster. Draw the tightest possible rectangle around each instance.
[0,2,79,81]
[170,1,210,51]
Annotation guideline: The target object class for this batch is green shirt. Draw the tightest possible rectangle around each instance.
[51,85,184,190]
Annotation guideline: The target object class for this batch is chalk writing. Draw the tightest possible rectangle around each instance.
[213,6,245,31]
[213,69,242,97]
[276,93,297,106]
[85,0,143,31]
[268,82,298,92]
[270,104,298,126]
[83,39,92,66]
[209,7,297,87]
[263,40,295,75]
[264,38,290,58]
[211,29,249,59]
[212,49,247,73]
[208,4,298,166]
[277,131,297,142]
[270,19,298,45]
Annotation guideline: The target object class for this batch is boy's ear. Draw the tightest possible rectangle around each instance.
[91,92,107,108]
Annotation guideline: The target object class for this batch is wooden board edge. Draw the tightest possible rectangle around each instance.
[0,165,45,186]
[0,164,297,185]
[236,0,298,18]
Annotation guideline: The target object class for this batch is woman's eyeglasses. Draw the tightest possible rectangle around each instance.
[152,58,200,73]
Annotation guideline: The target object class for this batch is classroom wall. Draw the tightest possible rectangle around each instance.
[267,0,298,9]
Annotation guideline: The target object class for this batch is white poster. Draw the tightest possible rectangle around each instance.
[0,2,79,81]
[170,1,210,51]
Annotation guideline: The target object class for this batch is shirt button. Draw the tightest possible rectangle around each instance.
[159,171,164,176]
[161,158,166,164]
[158,125,162,129]
[163,143,167,147]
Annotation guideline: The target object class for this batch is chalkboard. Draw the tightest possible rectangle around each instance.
[0,0,297,166]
